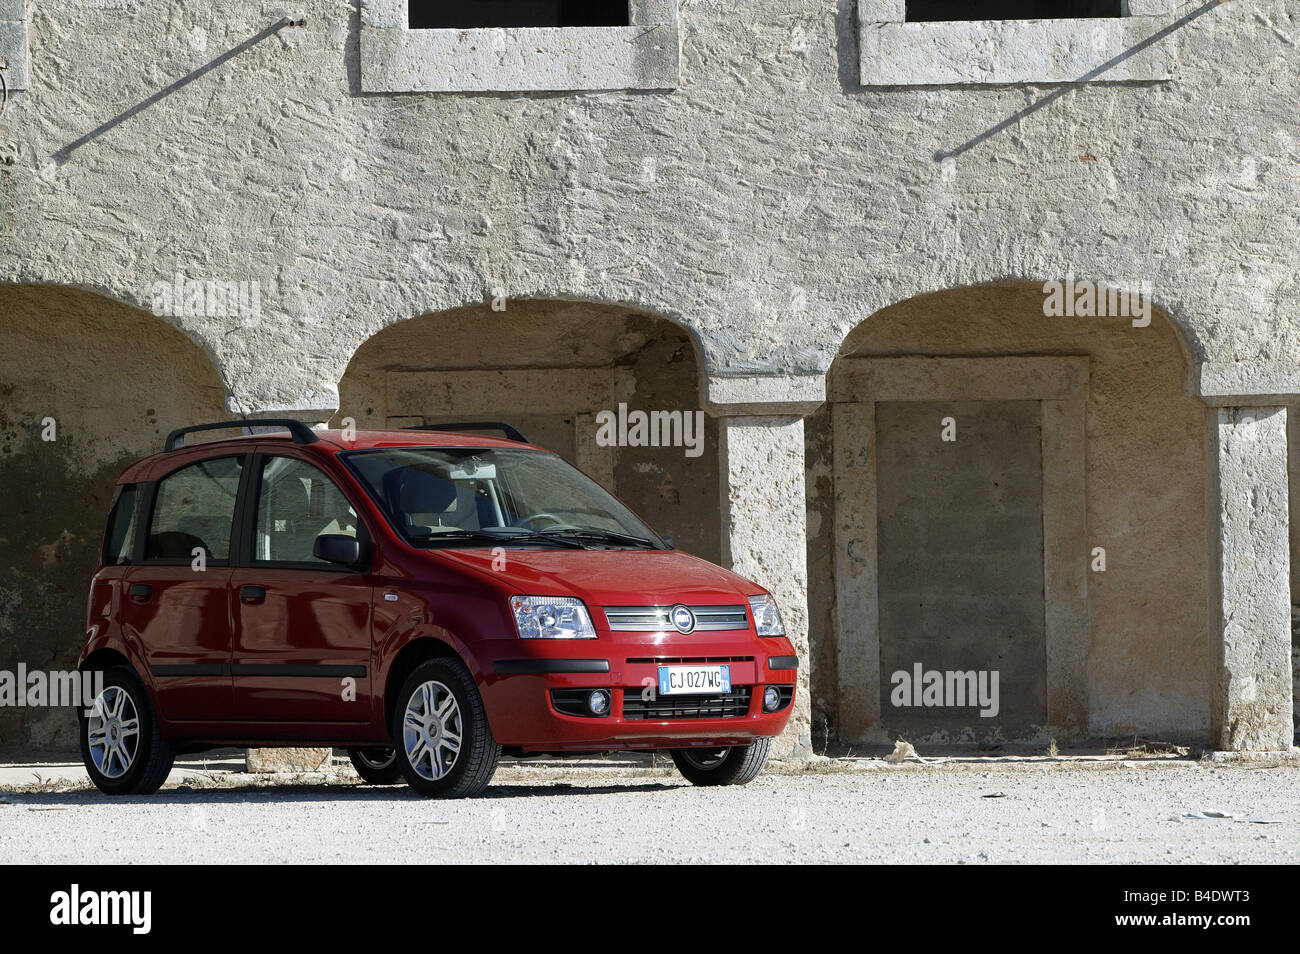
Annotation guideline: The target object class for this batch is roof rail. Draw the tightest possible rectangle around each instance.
[163,419,320,452]
[409,421,529,443]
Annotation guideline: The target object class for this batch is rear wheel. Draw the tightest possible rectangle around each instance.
[670,737,772,786]
[392,658,499,798]
[347,747,403,785]
[79,665,175,796]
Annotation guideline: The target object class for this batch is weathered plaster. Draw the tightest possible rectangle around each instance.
[1,1,1296,408]
[718,416,814,759]
[1206,405,1294,751]
[0,0,29,92]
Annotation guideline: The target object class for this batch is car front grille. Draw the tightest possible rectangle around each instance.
[622,687,753,721]
[603,604,748,632]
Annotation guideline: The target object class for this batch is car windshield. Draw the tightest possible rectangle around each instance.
[343,447,664,549]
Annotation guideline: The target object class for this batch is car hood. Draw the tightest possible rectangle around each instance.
[429,547,762,606]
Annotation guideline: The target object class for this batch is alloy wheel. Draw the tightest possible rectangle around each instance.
[86,686,140,779]
[402,680,463,781]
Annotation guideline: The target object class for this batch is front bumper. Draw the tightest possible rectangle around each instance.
[477,632,798,751]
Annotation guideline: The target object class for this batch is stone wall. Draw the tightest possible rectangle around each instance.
[0,0,1298,752]
[1,1,1296,407]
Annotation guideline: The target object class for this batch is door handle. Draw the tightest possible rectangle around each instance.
[240,585,267,604]
[128,583,152,602]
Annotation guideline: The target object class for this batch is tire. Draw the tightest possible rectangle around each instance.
[670,737,773,787]
[391,658,499,798]
[79,665,175,796]
[347,747,403,785]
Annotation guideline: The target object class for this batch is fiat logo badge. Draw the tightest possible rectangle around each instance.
[670,604,696,634]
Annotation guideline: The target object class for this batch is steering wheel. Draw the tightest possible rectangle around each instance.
[515,513,567,530]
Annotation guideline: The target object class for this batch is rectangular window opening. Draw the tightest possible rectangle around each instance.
[905,1,1122,21]
[409,0,632,29]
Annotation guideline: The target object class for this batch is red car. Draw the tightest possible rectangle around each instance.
[78,420,798,797]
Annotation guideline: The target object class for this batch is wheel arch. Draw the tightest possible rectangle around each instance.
[79,647,134,674]
[382,636,465,732]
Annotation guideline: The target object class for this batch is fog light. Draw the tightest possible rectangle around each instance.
[587,689,611,716]
[763,686,782,712]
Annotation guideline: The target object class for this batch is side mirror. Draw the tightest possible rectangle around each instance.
[314,534,365,567]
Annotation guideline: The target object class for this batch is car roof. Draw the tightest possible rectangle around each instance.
[119,429,547,483]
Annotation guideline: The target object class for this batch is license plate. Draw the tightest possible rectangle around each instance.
[658,664,731,696]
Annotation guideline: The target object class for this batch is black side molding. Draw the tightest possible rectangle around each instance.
[151,663,366,678]
[151,664,228,677]
[164,418,319,452]
[767,655,799,671]
[495,659,610,675]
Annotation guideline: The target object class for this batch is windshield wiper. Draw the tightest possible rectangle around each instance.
[509,527,661,549]
[406,529,586,549]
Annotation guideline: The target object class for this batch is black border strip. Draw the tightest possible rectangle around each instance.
[767,655,799,670]
[495,659,610,675]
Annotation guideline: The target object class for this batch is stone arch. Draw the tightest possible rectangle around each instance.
[807,282,1206,748]
[334,298,722,562]
[823,278,1200,374]
[0,284,229,750]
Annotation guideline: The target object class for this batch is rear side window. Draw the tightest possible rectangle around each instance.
[102,484,141,565]
[146,457,244,563]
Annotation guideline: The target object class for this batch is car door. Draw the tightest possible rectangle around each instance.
[119,455,243,721]
[229,453,374,723]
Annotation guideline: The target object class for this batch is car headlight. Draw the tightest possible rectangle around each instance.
[748,594,786,637]
[510,596,597,639]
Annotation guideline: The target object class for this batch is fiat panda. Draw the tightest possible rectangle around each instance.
[78,419,798,797]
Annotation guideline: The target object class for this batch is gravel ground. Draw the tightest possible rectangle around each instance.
[2,757,1299,864]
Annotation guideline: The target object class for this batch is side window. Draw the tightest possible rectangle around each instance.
[146,457,244,562]
[255,457,359,565]
[102,484,141,566]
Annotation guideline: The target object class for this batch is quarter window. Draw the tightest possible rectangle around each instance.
[146,457,244,562]
[102,484,141,565]
[254,457,359,565]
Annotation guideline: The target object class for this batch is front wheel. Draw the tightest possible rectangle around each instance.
[79,665,175,796]
[347,747,403,785]
[392,658,500,798]
[670,737,772,787]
